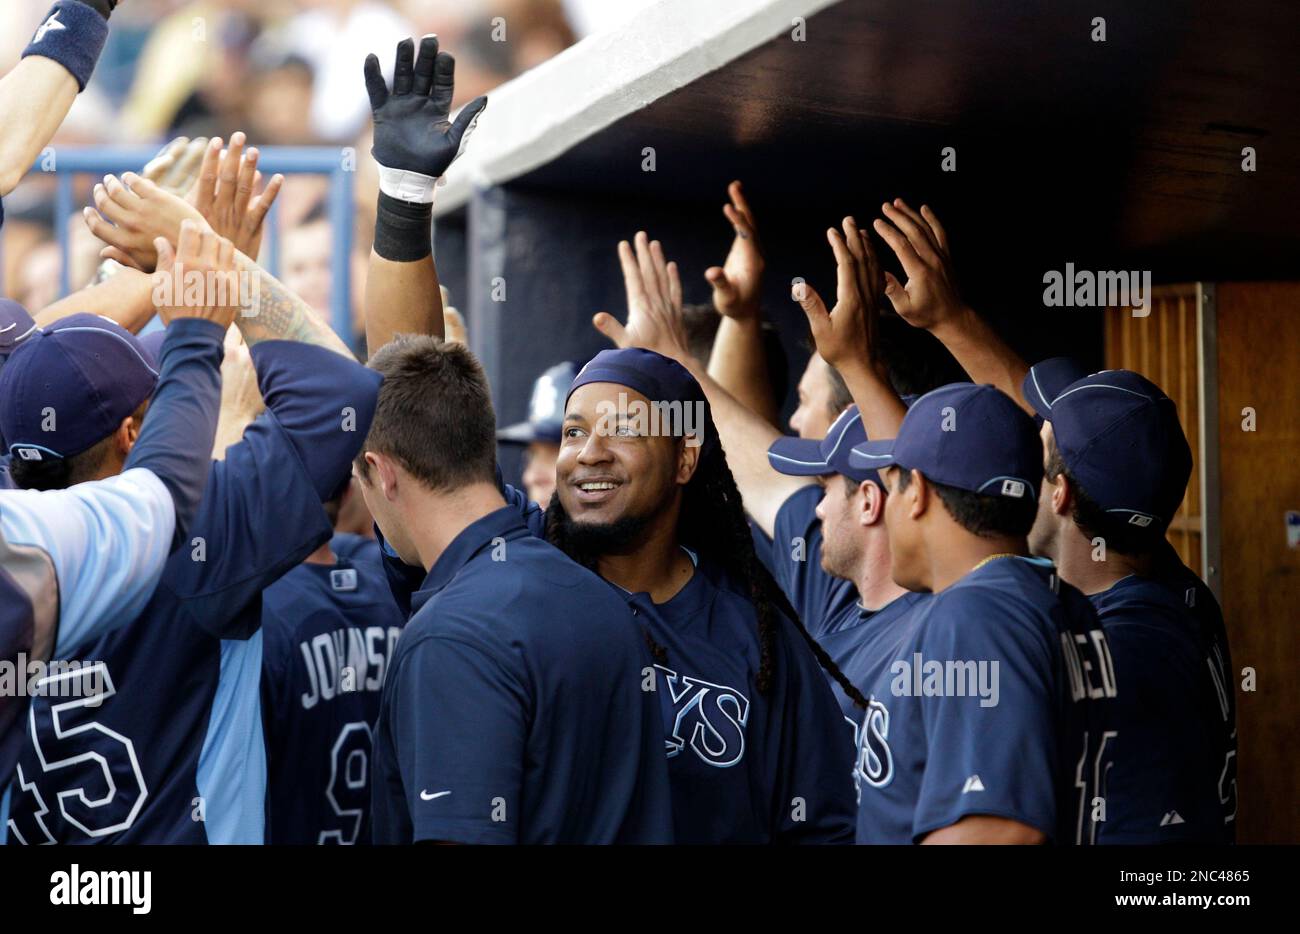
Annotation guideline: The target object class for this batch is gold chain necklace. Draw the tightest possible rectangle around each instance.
[971,552,1021,573]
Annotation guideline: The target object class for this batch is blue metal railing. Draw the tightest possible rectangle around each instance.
[18,146,354,338]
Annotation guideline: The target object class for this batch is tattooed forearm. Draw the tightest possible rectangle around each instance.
[235,254,355,359]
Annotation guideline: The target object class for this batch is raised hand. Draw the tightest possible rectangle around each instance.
[872,198,963,330]
[593,231,691,362]
[842,215,886,369]
[86,172,206,272]
[188,133,283,259]
[151,220,241,329]
[704,180,764,320]
[793,219,873,373]
[142,136,210,197]
[364,35,488,202]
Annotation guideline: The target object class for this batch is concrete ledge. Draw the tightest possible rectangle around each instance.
[436,0,839,215]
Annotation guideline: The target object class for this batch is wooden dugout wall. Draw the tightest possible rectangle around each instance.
[1106,283,1300,845]
[1105,285,1207,579]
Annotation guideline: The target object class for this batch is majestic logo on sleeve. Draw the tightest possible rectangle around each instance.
[850,697,894,801]
[655,665,749,767]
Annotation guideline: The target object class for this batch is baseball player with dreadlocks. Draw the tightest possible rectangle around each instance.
[589,220,939,823]
[539,339,856,843]
[358,38,856,839]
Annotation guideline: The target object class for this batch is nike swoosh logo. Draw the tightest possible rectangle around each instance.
[420,790,451,801]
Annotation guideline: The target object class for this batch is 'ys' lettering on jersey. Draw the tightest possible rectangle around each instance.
[656,665,749,768]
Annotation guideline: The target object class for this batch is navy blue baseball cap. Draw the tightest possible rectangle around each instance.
[0,299,38,361]
[849,383,1042,502]
[768,404,879,483]
[1031,369,1192,529]
[1022,357,1091,419]
[497,361,579,445]
[566,347,715,453]
[0,313,158,462]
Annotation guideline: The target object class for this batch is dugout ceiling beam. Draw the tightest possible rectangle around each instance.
[436,0,842,215]
[443,0,1300,282]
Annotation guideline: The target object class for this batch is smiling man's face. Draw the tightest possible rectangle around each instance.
[556,382,687,537]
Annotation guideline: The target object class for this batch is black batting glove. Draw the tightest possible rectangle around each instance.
[364,35,487,204]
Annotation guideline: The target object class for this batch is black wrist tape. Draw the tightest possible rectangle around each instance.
[374,191,433,263]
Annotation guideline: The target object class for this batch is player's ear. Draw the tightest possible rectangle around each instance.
[907,468,927,520]
[859,479,885,527]
[115,412,140,457]
[1052,470,1072,516]
[675,435,701,486]
[366,451,400,501]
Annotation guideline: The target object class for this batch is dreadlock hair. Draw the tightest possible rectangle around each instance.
[544,430,871,709]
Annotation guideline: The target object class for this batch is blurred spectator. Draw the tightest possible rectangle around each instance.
[118,2,236,140]
[244,54,316,145]
[285,0,412,143]
[14,241,61,314]
[282,204,331,317]
[501,0,576,72]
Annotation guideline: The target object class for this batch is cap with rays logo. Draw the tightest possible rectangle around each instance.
[848,383,1042,500]
[1026,368,1192,530]
[0,313,158,461]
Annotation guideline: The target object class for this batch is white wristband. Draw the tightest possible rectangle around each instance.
[377,165,440,204]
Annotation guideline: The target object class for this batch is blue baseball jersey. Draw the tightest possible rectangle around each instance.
[0,469,175,787]
[767,484,930,732]
[3,342,380,844]
[504,482,856,844]
[1089,550,1236,843]
[260,538,405,845]
[628,557,857,843]
[851,556,1117,844]
[827,593,930,731]
[377,480,856,844]
[370,505,673,844]
[0,319,224,793]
